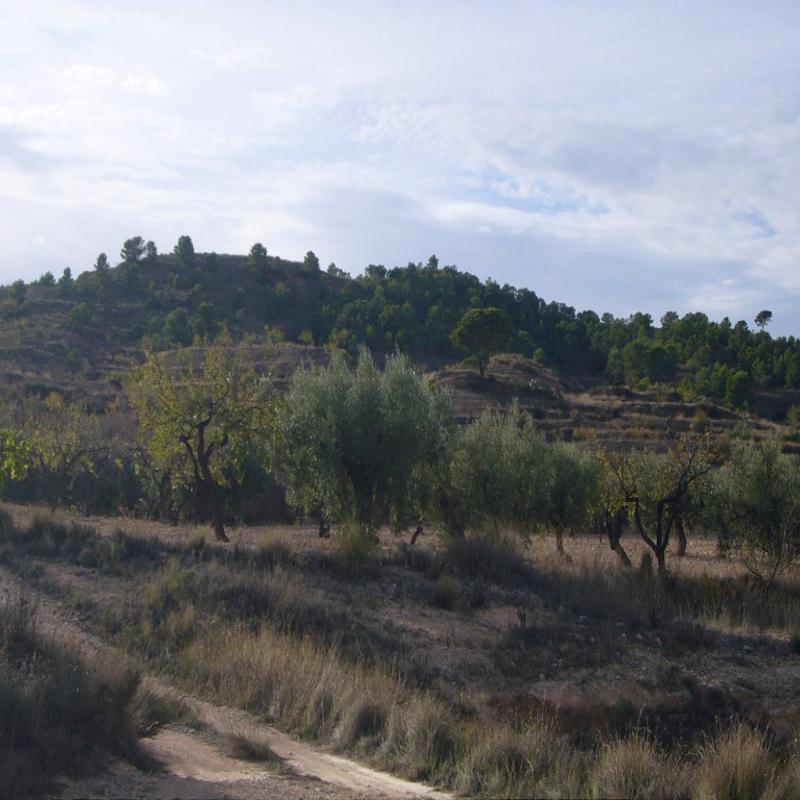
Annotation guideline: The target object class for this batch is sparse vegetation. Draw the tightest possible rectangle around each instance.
[2,239,800,797]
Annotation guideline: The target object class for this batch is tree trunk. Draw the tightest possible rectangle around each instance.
[199,479,228,542]
[410,523,424,545]
[318,519,330,538]
[604,510,632,567]
[211,507,229,542]
[675,516,688,557]
[656,546,668,577]
[555,528,565,554]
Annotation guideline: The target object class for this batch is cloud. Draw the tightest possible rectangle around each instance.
[0,1,799,334]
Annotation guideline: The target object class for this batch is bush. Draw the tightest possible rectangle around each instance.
[443,535,528,584]
[431,575,460,610]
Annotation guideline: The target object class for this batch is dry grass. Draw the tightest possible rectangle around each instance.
[590,733,688,800]
[693,724,774,800]
[0,591,144,797]
[5,505,800,797]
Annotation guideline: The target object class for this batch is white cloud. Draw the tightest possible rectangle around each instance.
[0,1,799,331]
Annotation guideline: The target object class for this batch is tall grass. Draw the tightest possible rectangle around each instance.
[0,591,142,797]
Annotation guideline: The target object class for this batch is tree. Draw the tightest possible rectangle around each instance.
[145,241,158,263]
[754,310,772,331]
[546,442,600,555]
[248,243,268,275]
[22,393,106,509]
[38,271,56,287]
[302,250,320,276]
[706,441,800,587]
[10,280,26,305]
[0,429,29,489]
[275,349,452,544]
[163,308,191,346]
[58,267,73,295]
[94,253,109,272]
[451,307,514,377]
[174,235,196,269]
[121,236,145,263]
[593,451,633,567]
[444,404,551,540]
[68,302,91,328]
[126,339,275,541]
[604,434,718,576]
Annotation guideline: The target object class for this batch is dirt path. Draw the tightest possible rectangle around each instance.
[0,565,451,800]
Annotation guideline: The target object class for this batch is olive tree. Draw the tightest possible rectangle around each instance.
[546,441,600,555]
[706,440,800,587]
[275,349,452,543]
[126,339,274,541]
[442,404,551,540]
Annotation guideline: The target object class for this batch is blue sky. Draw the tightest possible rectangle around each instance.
[1,1,799,333]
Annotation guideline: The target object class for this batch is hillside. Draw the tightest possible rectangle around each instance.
[0,239,798,452]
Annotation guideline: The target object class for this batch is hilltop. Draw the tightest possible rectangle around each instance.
[0,237,798,451]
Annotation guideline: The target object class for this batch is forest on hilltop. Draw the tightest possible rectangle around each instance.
[1,235,800,414]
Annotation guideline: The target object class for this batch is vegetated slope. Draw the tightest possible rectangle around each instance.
[1,245,798,448]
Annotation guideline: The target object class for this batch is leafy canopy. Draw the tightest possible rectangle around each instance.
[126,338,275,497]
[275,348,452,538]
[451,307,514,376]
[706,440,800,586]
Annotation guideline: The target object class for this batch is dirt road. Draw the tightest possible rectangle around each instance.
[0,565,451,800]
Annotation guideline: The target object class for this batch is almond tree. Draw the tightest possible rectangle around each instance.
[604,434,718,575]
[126,338,274,541]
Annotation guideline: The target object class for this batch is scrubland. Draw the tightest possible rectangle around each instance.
[2,503,800,799]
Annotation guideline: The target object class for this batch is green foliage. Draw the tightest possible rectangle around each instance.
[755,309,773,330]
[248,242,268,275]
[276,349,452,539]
[9,279,25,305]
[603,435,718,574]
[68,301,91,327]
[38,270,56,286]
[145,240,158,263]
[0,429,29,489]
[302,250,320,276]
[706,440,800,586]
[125,338,275,540]
[444,404,550,539]
[163,308,191,346]
[120,235,145,263]
[21,393,104,507]
[451,307,514,376]
[174,235,196,269]
[94,252,109,271]
[546,442,601,545]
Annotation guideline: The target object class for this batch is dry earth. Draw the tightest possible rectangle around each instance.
[0,558,451,800]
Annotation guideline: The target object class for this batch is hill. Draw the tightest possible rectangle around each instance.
[0,237,799,453]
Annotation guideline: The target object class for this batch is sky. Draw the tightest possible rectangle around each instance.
[1,1,799,334]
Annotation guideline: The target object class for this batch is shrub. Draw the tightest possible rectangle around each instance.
[431,575,460,610]
[443,535,528,584]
